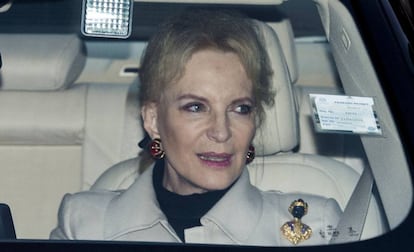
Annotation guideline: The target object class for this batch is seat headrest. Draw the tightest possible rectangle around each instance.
[252,20,299,156]
[267,19,298,84]
[0,34,85,91]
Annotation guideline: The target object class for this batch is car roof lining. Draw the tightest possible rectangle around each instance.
[0,1,285,39]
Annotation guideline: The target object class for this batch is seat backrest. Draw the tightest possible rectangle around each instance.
[91,18,385,241]
[252,19,299,155]
[80,80,142,189]
[0,34,87,239]
[0,32,145,238]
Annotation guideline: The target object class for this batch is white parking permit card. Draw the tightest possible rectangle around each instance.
[310,94,382,135]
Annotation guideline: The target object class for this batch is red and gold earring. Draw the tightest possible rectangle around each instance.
[150,138,165,159]
[245,145,255,164]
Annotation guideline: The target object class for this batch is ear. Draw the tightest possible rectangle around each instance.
[141,102,160,139]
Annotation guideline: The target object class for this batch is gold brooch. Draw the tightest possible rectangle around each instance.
[280,199,312,245]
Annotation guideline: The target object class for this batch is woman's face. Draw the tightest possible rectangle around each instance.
[142,49,256,195]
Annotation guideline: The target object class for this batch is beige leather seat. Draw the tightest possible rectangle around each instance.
[91,20,386,240]
[0,33,138,238]
[0,34,87,238]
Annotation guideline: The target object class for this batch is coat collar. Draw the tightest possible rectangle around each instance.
[103,166,170,239]
[103,164,263,243]
[202,168,263,243]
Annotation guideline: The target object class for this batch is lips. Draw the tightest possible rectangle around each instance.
[197,152,232,167]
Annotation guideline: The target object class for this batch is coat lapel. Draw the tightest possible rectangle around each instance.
[103,166,172,239]
[202,168,264,243]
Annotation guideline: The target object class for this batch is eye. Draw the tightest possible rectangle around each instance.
[234,104,253,115]
[182,102,206,113]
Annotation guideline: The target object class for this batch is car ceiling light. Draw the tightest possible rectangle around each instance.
[82,0,133,38]
[0,0,13,13]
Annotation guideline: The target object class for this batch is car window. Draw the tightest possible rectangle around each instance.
[0,0,412,250]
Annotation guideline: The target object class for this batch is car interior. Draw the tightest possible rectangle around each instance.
[0,0,412,247]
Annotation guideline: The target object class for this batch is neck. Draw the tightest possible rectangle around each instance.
[162,166,208,195]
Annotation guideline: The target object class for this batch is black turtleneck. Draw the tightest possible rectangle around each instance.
[152,160,231,242]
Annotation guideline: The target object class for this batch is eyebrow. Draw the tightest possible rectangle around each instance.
[176,93,255,105]
[176,94,208,103]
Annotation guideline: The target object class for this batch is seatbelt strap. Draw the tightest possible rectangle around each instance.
[329,163,374,244]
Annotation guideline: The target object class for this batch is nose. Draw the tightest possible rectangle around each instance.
[207,112,231,143]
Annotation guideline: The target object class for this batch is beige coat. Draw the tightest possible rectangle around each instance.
[50,165,341,246]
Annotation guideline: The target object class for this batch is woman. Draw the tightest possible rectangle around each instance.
[50,10,341,246]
